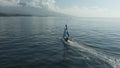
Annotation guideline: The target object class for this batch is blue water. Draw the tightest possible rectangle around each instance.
[0,17,120,68]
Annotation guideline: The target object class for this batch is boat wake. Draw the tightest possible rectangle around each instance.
[68,40,120,68]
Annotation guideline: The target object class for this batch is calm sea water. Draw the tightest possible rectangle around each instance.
[0,17,120,68]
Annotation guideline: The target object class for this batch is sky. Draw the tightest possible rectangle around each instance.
[0,0,120,17]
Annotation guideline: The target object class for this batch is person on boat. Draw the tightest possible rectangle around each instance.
[63,24,69,42]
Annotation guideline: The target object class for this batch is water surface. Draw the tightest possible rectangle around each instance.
[0,17,120,68]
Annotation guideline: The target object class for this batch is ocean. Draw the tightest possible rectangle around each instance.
[0,17,120,68]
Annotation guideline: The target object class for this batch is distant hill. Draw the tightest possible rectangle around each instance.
[0,13,32,16]
[0,6,67,17]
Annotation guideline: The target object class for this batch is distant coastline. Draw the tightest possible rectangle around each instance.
[0,13,67,17]
[0,13,32,16]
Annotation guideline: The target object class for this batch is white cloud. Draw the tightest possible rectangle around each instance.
[27,0,56,10]
[0,0,119,17]
[0,0,20,7]
[0,0,56,10]
[54,6,110,17]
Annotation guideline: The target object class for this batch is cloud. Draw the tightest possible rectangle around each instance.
[54,6,110,17]
[0,0,56,9]
[0,0,20,7]
[56,6,120,17]
[0,0,60,16]
[25,0,56,10]
[0,0,119,17]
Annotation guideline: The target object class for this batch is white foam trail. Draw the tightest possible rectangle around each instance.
[68,40,120,68]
